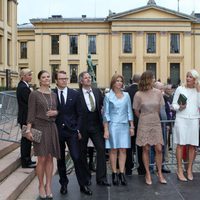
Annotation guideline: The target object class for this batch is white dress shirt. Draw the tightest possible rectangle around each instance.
[57,87,68,104]
[82,88,96,112]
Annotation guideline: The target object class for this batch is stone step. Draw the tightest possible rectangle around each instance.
[0,148,21,182]
[17,159,58,200]
[0,167,35,200]
[0,141,19,159]
[0,140,36,200]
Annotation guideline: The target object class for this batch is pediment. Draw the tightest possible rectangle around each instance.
[108,6,195,22]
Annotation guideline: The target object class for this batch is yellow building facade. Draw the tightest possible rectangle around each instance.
[18,0,200,88]
[0,0,18,88]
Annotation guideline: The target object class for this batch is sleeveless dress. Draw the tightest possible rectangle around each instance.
[133,88,164,146]
[27,90,60,158]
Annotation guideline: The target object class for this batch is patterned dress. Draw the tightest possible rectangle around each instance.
[133,88,164,146]
[27,90,60,158]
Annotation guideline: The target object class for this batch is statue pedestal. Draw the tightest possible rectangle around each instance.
[91,82,97,88]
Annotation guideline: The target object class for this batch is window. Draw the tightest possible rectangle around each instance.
[0,35,3,63]
[51,64,59,83]
[7,39,11,66]
[147,33,156,53]
[20,42,27,59]
[88,35,96,54]
[69,35,78,54]
[146,63,157,80]
[122,33,132,53]
[122,63,132,85]
[51,35,59,55]
[7,0,11,25]
[170,33,180,53]
[170,63,180,86]
[0,0,3,20]
[69,64,78,83]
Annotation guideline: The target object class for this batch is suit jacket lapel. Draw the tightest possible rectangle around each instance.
[80,89,89,111]
[92,88,98,110]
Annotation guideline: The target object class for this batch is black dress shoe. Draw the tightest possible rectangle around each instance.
[112,173,119,186]
[125,170,132,176]
[30,160,36,165]
[97,180,111,186]
[162,168,171,173]
[80,186,92,195]
[89,162,96,172]
[22,163,36,168]
[86,180,92,186]
[119,173,127,186]
[60,185,68,195]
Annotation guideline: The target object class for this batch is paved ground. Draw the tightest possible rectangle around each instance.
[33,172,200,200]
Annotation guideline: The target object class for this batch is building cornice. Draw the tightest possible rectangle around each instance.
[9,0,18,4]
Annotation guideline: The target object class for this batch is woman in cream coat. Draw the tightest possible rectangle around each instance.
[172,69,200,181]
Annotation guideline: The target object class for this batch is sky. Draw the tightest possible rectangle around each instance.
[17,0,200,24]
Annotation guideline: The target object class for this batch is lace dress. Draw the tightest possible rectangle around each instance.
[133,88,164,146]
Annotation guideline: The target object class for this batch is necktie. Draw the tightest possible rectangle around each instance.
[87,90,95,112]
[60,91,65,106]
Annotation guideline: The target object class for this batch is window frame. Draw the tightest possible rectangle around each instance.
[20,42,27,59]
[170,33,180,54]
[146,33,156,54]
[88,35,96,54]
[69,35,78,55]
[122,33,132,54]
[51,35,60,55]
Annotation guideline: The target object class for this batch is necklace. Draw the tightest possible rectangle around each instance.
[41,91,53,111]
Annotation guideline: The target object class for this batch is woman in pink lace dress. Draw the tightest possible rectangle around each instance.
[133,71,166,185]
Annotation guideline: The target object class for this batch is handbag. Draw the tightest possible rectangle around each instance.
[177,93,187,105]
[21,125,42,143]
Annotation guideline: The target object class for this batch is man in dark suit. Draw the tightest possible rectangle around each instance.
[16,68,36,168]
[55,71,92,196]
[78,71,110,186]
[125,74,145,175]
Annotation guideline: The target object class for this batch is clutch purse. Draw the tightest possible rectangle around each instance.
[177,93,187,105]
[21,125,42,143]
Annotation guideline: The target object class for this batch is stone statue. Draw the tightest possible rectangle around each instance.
[87,54,96,82]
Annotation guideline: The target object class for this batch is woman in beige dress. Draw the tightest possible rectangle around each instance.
[26,70,60,199]
[133,71,166,185]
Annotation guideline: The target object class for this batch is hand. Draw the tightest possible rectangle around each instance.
[26,131,33,141]
[195,82,200,92]
[129,128,134,136]
[104,130,109,139]
[179,103,186,111]
[78,132,82,140]
[46,110,58,117]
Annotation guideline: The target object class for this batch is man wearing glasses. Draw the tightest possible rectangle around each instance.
[54,71,92,196]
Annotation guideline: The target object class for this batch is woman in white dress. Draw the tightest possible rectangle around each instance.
[172,69,200,181]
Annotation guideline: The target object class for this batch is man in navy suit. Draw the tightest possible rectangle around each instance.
[78,71,110,186]
[55,71,92,196]
[16,68,36,168]
[125,74,145,175]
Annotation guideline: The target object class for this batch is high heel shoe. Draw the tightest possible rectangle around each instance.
[39,194,46,199]
[39,186,46,199]
[112,172,119,186]
[158,176,167,184]
[145,175,152,185]
[119,173,127,186]
[46,193,53,199]
[176,172,187,182]
[187,172,193,181]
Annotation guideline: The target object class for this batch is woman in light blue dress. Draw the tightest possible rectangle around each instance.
[103,74,134,186]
